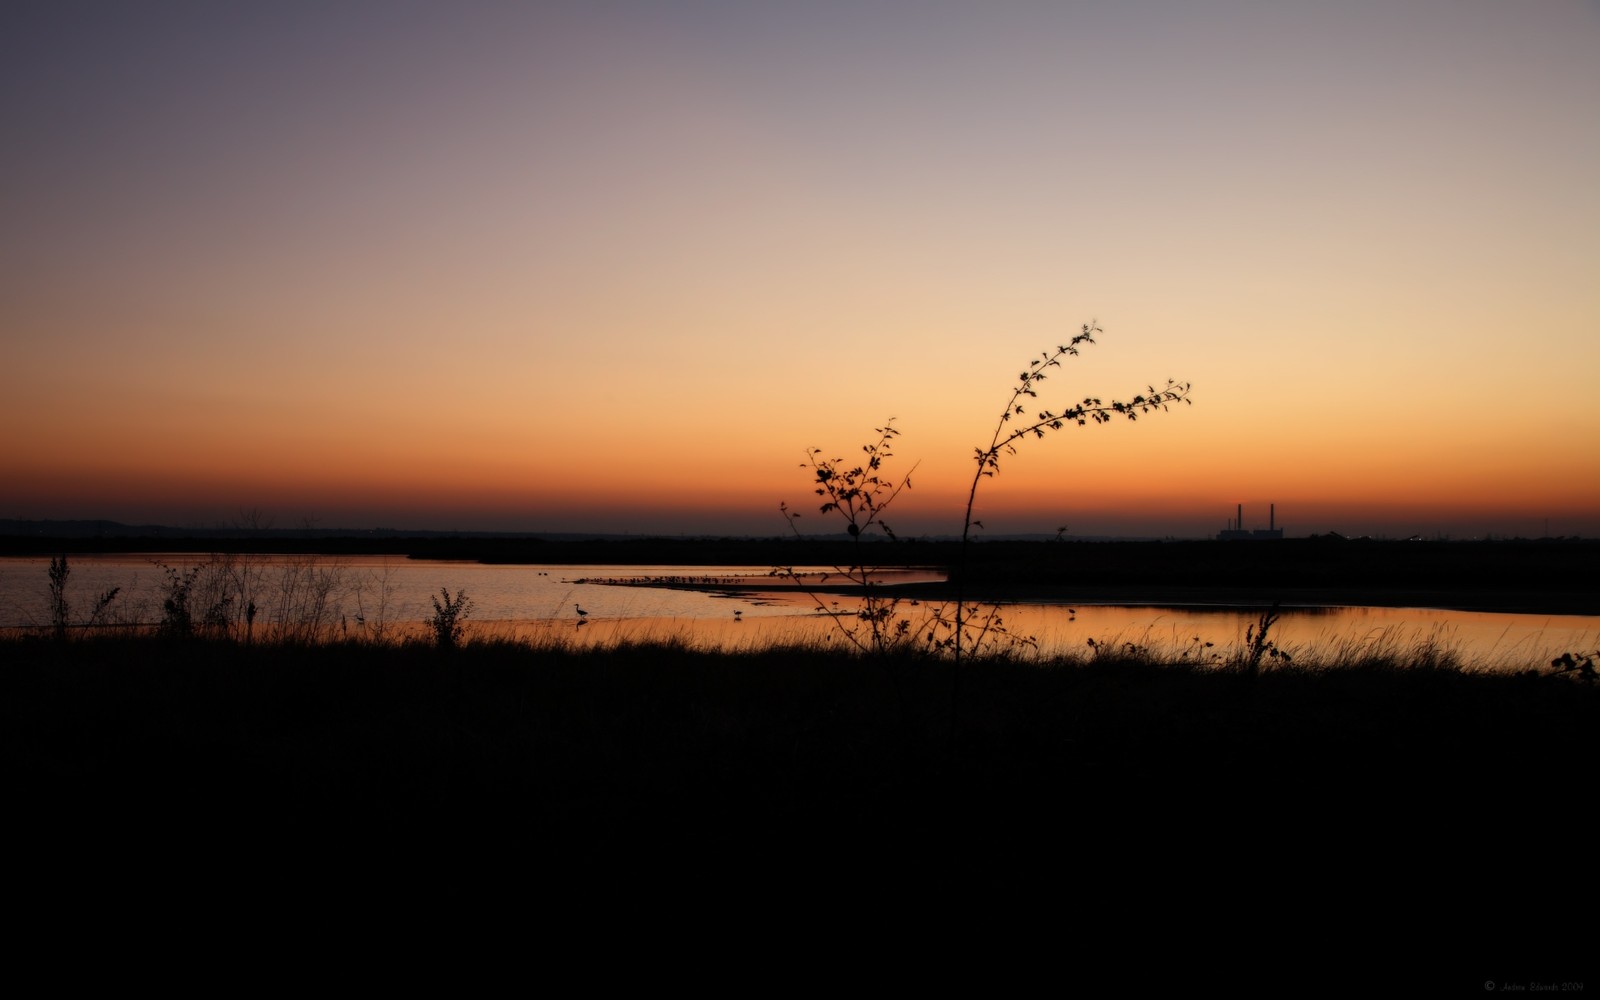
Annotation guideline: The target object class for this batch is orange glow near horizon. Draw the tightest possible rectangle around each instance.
[4,3,1598,538]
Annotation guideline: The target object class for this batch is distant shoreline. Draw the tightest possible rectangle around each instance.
[4,534,1595,619]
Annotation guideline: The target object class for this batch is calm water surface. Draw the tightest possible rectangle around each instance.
[2,554,1593,669]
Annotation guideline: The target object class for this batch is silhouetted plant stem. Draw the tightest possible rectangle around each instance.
[428,588,473,649]
[48,555,70,642]
[1240,603,1289,676]
[777,322,1191,746]
[779,422,919,658]
[949,323,1191,736]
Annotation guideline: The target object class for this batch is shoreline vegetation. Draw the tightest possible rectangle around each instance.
[5,627,1594,963]
[6,536,1594,967]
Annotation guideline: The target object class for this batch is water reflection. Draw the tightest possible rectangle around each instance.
[1,555,1593,670]
[502,600,1596,671]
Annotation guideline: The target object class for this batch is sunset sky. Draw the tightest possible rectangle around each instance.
[4,1,1597,538]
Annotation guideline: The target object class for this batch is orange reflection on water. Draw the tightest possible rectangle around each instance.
[493,600,1600,673]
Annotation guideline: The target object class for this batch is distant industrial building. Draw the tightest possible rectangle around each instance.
[1218,503,1283,540]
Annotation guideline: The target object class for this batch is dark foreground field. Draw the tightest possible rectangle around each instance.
[4,633,1593,983]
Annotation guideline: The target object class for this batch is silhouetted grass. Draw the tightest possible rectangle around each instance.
[3,628,1590,975]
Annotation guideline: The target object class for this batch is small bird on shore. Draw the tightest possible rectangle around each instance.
[575,604,588,618]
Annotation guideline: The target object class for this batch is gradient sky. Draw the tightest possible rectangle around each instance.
[4,1,1597,538]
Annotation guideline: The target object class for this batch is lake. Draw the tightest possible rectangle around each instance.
[2,553,1594,669]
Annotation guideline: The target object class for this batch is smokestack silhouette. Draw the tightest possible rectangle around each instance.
[1237,503,1243,532]
[1270,504,1275,532]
